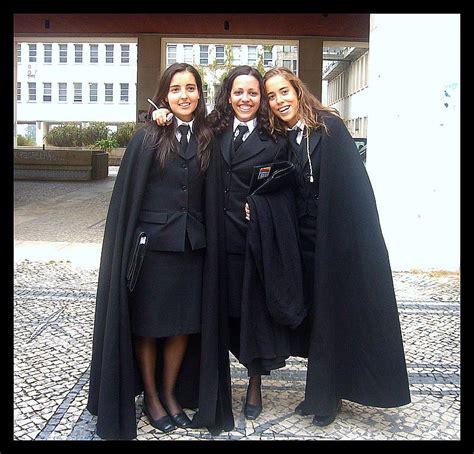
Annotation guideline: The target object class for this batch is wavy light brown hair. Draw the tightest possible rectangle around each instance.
[263,67,339,135]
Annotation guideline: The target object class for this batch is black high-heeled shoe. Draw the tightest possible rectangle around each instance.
[143,400,176,433]
[244,381,263,420]
[244,402,263,420]
[311,399,342,427]
[160,399,193,428]
[294,400,309,415]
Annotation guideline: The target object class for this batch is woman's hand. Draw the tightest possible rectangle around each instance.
[153,108,172,126]
[245,202,250,221]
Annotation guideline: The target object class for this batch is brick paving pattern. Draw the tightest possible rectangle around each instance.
[13,171,461,441]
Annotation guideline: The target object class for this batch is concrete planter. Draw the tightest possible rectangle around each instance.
[108,147,126,166]
[14,147,109,181]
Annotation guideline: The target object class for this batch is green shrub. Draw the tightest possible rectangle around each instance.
[81,122,110,146]
[44,123,83,147]
[111,122,139,147]
[16,135,36,146]
[91,138,119,153]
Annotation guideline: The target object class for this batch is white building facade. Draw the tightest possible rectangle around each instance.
[16,38,138,145]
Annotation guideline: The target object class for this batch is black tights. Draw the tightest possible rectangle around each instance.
[135,335,189,419]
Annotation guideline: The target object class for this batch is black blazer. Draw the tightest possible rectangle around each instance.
[219,127,289,253]
[137,134,206,252]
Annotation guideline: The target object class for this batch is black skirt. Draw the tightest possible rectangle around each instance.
[129,241,204,338]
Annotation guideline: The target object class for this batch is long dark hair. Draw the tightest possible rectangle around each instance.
[143,63,212,172]
[207,65,274,139]
[263,67,339,135]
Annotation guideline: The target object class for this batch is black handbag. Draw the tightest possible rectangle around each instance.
[126,231,148,292]
[248,160,296,196]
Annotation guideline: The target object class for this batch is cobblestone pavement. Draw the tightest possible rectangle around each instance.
[13,171,462,442]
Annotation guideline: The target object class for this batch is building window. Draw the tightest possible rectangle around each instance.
[232,46,240,65]
[105,44,114,63]
[28,82,36,101]
[183,45,193,64]
[105,83,113,102]
[58,83,67,102]
[200,45,209,65]
[59,44,68,63]
[43,44,52,63]
[28,44,37,63]
[17,43,21,63]
[74,83,82,102]
[247,46,257,66]
[283,45,291,52]
[167,45,177,65]
[215,45,224,64]
[203,84,208,104]
[90,44,98,63]
[293,60,297,73]
[121,44,130,63]
[282,60,291,69]
[43,82,52,102]
[264,50,272,66]
[17,82,21,101]
[120,83,129,102]
[74,44,83,63]
[89,83,98,102]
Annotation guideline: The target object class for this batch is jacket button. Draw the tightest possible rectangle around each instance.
[182,185,188,191]
[182,164,187,169]
[223,207,227,211]
[226,170,231,174]
[181,207,187,212]
[224,188,229,193]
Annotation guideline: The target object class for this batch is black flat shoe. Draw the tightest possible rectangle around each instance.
[168,411,192,428]
[294,400,310,415]
[143,401,176,433]
[312,399,342,427]
[244,403,263,420]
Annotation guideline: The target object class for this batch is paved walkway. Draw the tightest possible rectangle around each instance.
[13,168,461,441]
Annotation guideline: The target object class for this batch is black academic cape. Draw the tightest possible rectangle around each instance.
[86,127,234,439]
[239,187,306,373]
[297,113,411,416]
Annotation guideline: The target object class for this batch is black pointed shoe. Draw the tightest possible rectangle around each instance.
[143,401,176,433]
[294,400,310,416]
[312,399,342,427]
[168,411,192,428]
[244,403,263,420]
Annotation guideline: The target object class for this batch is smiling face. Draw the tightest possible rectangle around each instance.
[166,70,200,122]
[228,75,261,122]
[265,74,299,128]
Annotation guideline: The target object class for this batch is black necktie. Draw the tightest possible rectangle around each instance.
[178,124,190,156]
[233,124,249,151]
[288,126,301,147]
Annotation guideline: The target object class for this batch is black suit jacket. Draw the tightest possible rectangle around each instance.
[219,127,289,253]
[138,134,206,251]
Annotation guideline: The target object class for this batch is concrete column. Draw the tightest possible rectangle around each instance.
[367,14,460,271]
[298,38,323,101]
[14,42,17,148]
[36,121,48,146]
[137,35,162,123]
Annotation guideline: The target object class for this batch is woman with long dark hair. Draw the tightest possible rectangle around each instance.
[87,63,233,439]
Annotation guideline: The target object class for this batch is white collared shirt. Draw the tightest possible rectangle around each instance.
[233,117,256,142]
[175,118,194,142]
[288,120,305,145]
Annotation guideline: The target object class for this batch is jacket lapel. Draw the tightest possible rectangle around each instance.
[175,133,198,160]
[301,128,322,169]
[231,129,267,165]
[220,129,234,166]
